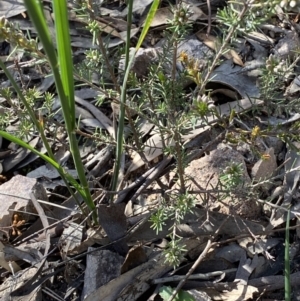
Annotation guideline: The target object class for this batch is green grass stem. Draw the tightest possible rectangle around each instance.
[111,0,159,197]
[285,208,291,301]
[23,0,96,222]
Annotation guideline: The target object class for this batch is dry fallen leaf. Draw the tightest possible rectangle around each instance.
[127,132,175,173]
[196,32,244,66]
[0,0,26,18]
[121,245,148,274]
[201,283,258,301]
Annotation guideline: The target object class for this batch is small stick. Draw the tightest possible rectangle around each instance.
[153,268,237,284]
[206,0,211,36]
[167,216,230,301]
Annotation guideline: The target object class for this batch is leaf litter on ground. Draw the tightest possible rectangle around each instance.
[1,0,300,300]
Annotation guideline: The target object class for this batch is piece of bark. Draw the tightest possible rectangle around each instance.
[0,175,48,230]
[84,251,170,301]
[81,248,124,301]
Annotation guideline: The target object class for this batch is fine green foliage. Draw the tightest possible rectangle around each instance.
[285,208,291,301]
[220,163,244,189]
[217,0,281,35]
[150,192,195,269]
[150,207,169,235]
[159,286,195,301]
[147,0,300,272]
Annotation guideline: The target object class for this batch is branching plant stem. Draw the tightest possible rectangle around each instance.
[167,216,230,301]
[199,2,249,95]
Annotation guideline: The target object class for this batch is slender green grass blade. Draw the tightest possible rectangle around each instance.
[51,0,96,218]
[52,0,75,127]
[0,131,86,196]
[111,0,159,195]
[111,0,134,195]
[285,208,291,301]
[0,131,58,167]
[23,0,72,133]
[136,0,160,51]
[23,0,96,221]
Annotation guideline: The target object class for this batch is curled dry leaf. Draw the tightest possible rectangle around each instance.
[127,132,175,173]
[196,32,244,66]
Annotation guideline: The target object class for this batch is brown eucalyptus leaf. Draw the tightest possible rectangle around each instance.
[74,96,115,138]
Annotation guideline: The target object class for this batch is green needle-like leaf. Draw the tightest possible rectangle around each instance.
[285,208,291,301]
[136,0,160,51]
